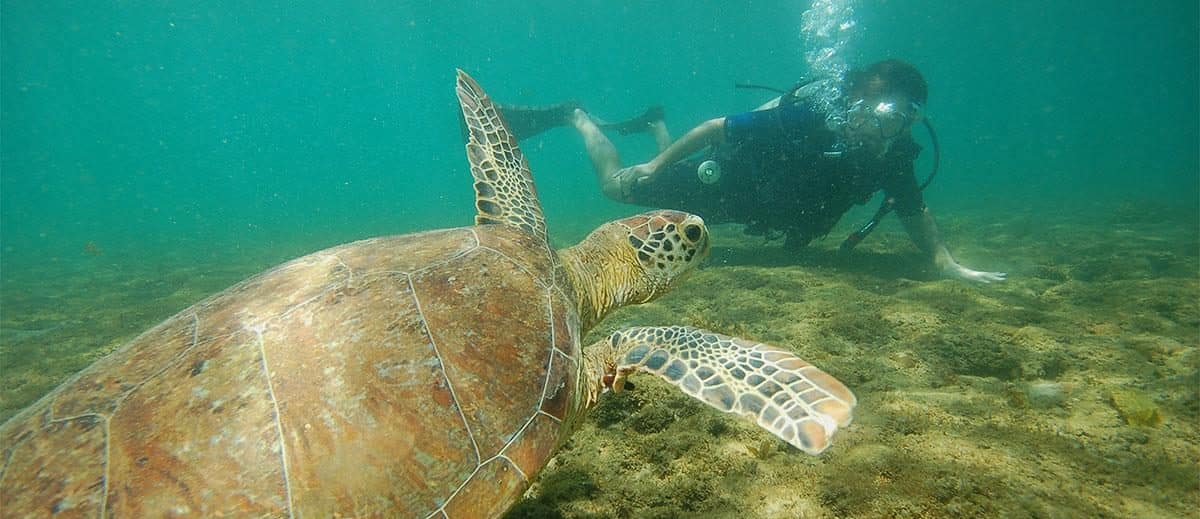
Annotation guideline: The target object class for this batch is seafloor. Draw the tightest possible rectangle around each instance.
[1,198,1197,518]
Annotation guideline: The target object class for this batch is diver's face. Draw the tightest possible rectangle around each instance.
[843,94,919,155]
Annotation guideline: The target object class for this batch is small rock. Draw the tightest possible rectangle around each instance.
[1108,388,1163,427]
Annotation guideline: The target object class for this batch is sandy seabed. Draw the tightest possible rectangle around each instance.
[2,199,1196,518]
[511,199,1198,518]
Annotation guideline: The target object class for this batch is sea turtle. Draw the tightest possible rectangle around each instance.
[0,70,856,518]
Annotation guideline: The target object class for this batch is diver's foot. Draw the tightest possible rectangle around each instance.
[600,105,666,135]
[498,100,584,140]
[570,108,592,127]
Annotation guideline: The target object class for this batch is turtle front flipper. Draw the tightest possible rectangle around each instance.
[596,326,856,455]
[455,69,548,243]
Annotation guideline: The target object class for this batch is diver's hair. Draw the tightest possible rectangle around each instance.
[844,59,928,106]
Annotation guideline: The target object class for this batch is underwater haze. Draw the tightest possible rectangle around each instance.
[2,1,1197,518]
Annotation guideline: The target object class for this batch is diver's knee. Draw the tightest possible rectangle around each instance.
[600,180,634,203]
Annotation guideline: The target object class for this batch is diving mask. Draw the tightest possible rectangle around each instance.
[845,98,920,141]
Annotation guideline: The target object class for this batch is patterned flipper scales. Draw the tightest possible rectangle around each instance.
[606,326,856,455]
[455,69,548,244]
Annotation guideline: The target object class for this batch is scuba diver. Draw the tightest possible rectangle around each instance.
[494,59,1006,283]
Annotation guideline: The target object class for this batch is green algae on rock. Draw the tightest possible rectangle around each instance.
[1108,388,1164,427]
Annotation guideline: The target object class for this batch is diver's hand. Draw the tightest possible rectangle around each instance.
[944,261,1007,284]
[614,163,657,196]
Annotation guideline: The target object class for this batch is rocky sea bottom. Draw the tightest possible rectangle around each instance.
[2,200,1196,518]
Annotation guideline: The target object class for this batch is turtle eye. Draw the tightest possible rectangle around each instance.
[683,224,702,243]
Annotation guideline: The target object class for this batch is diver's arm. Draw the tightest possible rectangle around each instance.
[611,117,727,193]
[645,117,727,173]
[898,207,1007,283]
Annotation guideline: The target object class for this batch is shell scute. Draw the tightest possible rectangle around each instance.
[441,457,525,518]
[500,412,560,482]
[473,222,557,287]
[408,241,554,462]
[105,329,286,517]
[1,415,107,517]
[261,267,475,516]
[539,349,578,422]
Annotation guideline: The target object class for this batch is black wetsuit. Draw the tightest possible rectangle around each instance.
[625,99,925,249]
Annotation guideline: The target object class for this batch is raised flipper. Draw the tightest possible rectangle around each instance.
[455,69,548,243]
[599,326,856,455]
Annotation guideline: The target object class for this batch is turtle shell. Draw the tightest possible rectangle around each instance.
[0,224,583,517]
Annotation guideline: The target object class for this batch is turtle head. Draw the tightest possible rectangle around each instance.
[559,210,709,331]
[615,210,710,298]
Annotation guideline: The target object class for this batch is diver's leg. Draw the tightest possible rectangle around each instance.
[570,108,625,198]
[597,106,671,152]
[648,120,671,153]
[599,106,665,135]
[497,102,581,141]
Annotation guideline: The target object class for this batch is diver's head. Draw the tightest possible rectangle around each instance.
[840,59,927,155]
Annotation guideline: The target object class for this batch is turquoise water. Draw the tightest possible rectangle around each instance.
[1,1,1197,516]
[2,2,1196,265]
